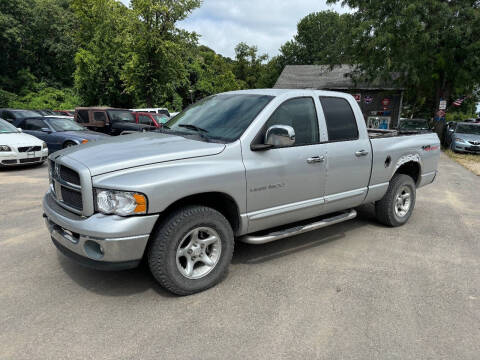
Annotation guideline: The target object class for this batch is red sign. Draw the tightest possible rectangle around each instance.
[437,110,445,118]
[381,98,391,107]
[353,94,361,102]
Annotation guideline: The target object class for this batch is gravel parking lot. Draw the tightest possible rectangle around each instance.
[1,153,479,360]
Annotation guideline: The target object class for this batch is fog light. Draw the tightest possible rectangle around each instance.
[84,240,104,260]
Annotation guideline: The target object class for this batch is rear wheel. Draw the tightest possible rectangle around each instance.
[148,205,234,295]
[375,174,416,227]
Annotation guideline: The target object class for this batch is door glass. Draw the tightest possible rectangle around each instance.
[139,115,152,126]
[320,97,359,141]
[93,112,107,122]
[24,119,46,130]
[264,97,319,146]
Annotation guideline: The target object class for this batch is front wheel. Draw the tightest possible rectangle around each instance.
[375,174,416,227]
[148,205,234,295]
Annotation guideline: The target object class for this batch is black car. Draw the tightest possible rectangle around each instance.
[0,109,41,123]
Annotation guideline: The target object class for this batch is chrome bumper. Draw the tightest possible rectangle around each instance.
[43,192,159,266]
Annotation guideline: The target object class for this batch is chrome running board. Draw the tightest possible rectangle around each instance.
[240,209,357,245]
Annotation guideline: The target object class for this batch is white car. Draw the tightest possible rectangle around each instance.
[0,118,49,167]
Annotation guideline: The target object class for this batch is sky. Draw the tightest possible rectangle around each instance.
[121,0,348,59]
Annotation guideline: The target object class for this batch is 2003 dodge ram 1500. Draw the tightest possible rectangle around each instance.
[43,89,440,295]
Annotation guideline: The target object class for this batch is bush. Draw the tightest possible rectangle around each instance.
[8,85,80,110]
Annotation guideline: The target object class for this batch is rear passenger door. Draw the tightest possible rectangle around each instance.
[319,96,372,213]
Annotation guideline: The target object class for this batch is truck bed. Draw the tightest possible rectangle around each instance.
[368,129,433,139]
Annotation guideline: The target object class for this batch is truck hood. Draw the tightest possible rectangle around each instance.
[58,132,226,176]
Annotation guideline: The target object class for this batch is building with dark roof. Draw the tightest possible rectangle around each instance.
[274,65,404,129]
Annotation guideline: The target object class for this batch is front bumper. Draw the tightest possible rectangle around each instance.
[452,143,480,154]
[43,192,159,270]
[0,148,48,166]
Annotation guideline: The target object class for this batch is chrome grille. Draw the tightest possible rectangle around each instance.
[60,165,80,185]
[50,159,83,214]
[18,146,41,152]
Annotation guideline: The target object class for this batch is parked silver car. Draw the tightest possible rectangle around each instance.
[447,122,480,153]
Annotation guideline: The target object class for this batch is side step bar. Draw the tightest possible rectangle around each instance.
[240,209,357,245]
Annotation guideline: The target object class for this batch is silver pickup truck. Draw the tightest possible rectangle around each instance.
[43,89,440,295]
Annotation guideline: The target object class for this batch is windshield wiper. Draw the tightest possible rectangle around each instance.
[178,124,209,133]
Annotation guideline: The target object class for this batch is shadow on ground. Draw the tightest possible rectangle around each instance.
[56,204,380,297]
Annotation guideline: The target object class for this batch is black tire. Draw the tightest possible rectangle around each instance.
[148,205,234,296]
[63,141,76,148]
[375,174,416,227]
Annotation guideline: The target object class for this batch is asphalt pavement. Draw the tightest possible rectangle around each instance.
[0,153,479,359]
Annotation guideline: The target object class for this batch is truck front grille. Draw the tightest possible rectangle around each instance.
[60,165,81,185]
[50,160,84,214]
[60,187,83,210]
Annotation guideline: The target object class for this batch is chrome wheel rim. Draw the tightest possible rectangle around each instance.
[176,227,222,280]
[394,186,411,218]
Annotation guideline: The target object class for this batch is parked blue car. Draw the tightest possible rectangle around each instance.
[446,122,480,154]
[14,116,109,152]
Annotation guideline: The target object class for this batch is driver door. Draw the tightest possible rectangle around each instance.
[242,97,327,233]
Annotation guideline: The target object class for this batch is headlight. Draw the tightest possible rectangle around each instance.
[42,142,47,149]
[0,145,11,152]
[95,189,147,216]
[455,137,465,143]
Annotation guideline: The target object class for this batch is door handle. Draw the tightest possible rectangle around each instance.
[307,155,325,164]
[355,150,369,157]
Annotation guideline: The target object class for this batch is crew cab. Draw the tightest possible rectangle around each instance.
[74,107,155,135]
[43,89,440,295]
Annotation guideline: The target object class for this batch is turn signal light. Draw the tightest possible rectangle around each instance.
[133,194,147,213]
[81,139,89,144]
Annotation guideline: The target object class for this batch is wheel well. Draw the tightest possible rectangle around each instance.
[395,161,421,185]
[161,192,240,233]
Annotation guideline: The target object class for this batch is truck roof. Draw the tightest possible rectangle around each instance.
[220,88,351,97]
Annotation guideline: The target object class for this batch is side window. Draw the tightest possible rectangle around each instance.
[24,119,46,130]
[93,111,106,122]
[320,97,359,142]
[264,97,319,146]
[139,115,152,126]
[77,110,89,123]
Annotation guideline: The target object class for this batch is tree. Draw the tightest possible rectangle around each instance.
[233,42,268,88]
[72,0,134,107]
[280,11,356,66]
[122,0,201,107]
[327,0,480,126]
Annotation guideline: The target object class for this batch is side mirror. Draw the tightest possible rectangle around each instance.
[265,125,295,147]
[41,128,52,133]
[17,128,23,132]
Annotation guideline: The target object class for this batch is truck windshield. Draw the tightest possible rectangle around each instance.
[456,124,480,135]
[107,110,135,123]
[166,94,274,142]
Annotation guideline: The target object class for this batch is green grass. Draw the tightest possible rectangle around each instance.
[444,149,480,176]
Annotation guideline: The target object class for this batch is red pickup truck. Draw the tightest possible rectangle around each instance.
[133,112,170,128]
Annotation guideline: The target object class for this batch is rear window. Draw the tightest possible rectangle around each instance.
[320,97,359,142]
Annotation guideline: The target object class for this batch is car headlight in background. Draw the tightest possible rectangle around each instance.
[42,142,47,149]
[455,137,466,143]
[95,189,147,216]
[0,145,11,151]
